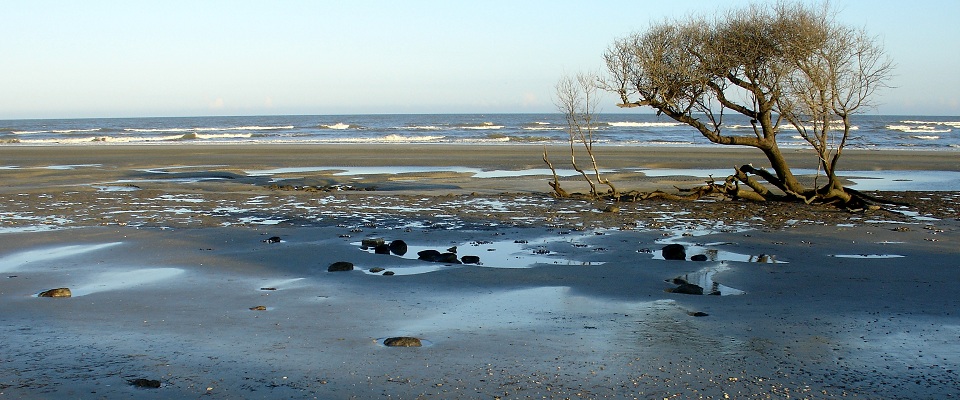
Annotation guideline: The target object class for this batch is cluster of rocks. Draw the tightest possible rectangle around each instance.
[660,243,710,262]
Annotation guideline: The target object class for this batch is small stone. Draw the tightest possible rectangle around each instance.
[262,236,281,243]
[388,240,408,256]
[260,287,277,291]
[328,261,354,272]
[690,254,708,262]
[38,288,72,298]
[249,305,267,311]
[128,378,161,388]
[361,238,385,248]
[383,337,422,347]
[661,244,686,260]
[670,283,704,295]
[461,255,481,264]
[383,271,395,276]
[369,267,385,273]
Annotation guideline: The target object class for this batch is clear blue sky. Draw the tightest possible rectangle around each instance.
[2,0,957,119]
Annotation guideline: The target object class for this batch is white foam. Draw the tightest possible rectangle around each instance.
[607,121,683,128]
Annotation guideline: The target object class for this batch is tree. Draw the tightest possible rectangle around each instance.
[545,72,617,199]
[603,1,893,208]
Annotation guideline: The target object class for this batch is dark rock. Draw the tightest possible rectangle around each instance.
[383,271,395,276]
[260,287,277,291]
[262,236,281,243]
[328,261,354,272]
[361,238,384,249]
[670,283,704,295]
[690,254,708,262]
[388,240,408,256]
[383,337,422,347]
[417,249,442,261]
[688,311,710,317]
[128,378,161,388]
[374,244,391,254]
[369,267,385,273]
[447,246,457,254]
[249,305,267,311]
[461,255,481,264]
[661,244,687,260]
[38,288,72,298]
[435,253,461,264]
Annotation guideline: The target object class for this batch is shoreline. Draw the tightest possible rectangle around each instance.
[3,143,959,171]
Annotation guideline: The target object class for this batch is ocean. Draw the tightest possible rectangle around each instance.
[1,113,958,150]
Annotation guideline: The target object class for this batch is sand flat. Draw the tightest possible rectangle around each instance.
[0,144,958,398]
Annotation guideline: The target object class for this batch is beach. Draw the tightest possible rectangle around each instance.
[1,144,958,399]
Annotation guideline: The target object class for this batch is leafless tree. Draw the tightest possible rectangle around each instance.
[603,1,892,208]
[546,72,617,199]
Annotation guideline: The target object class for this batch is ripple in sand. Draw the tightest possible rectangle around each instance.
[0,242,122,273]
[70,268,185,296]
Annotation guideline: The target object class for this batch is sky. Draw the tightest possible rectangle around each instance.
[1,0,958,119]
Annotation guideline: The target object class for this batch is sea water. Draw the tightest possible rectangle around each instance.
[2,113,958,150]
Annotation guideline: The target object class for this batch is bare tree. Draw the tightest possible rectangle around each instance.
[546,72,617,199]
[603,1,892,208]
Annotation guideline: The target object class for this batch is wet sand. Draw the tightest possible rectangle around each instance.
[1,144,958,399]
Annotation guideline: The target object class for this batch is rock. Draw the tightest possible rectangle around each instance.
[38,288,72,298]
[688,311,710,317]
[602,205,620,213]
[388,240,408,256]
[128,378,162,388]
[383,271,395,276]
[690,254,708,262]
[361,238,384,249]
[383,337,422,347]
[417,249,442,261]
[260,287,277,291]
[447,246,457,254]
[435,253,461,264]
[461,255,481,264]
[249,305,267,311]
[374,244,391,254]
[262,236,281,243]
[369,267,385,273]
[670,283,704,295]
[328,261,354,272]
[661,244,687,260]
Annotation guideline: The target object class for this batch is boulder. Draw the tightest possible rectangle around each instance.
[38,288,72,298]
[661,244,687,260]
[435,253,461,264]
[461,255,481,264]
[328,261,354,272]
[417,249,442,261]
[383,337,422,347]
[690,254,708,262]
[388,240,408,256]
[374,244,391,254]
